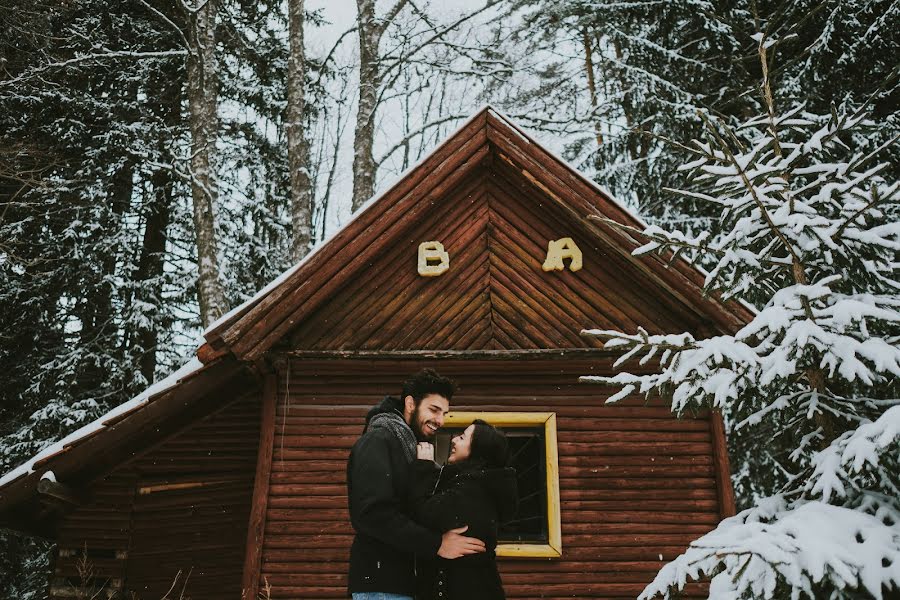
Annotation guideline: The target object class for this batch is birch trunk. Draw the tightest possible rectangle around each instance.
[581,28,603,147]
[287,0,314,261]
[352,0,380,212]
[186,0,229,327]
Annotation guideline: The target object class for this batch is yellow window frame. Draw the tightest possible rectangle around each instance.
[442,411,562,558]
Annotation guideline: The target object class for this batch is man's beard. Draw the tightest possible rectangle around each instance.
[410,405,434,441]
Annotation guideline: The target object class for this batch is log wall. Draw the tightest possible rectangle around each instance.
[50,390,261,600]
[258,358,719,599]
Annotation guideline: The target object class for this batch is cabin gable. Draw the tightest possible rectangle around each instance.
[205,107,748,363]
[285,167,714,352]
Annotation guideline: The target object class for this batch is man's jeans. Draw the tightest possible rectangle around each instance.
[351,594,413,600]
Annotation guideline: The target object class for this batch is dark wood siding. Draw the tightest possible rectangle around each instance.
[286,168,711,353]
[259,358,715,599]
[50,390,261,600]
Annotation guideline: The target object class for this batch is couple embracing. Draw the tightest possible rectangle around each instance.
[346,369,518,600]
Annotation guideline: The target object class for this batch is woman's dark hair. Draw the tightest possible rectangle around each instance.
[469,419,509,469]
[401,369,456,405]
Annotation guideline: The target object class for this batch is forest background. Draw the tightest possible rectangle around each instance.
[0,0,897,597]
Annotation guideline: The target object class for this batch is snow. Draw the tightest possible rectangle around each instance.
[640,498,900,600]
[582,97,900,600]
[0,357,203,489]
[807,405,900,502]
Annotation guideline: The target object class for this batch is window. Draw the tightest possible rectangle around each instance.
[436,412,562,558]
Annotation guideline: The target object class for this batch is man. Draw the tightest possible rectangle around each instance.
[347,369,485,599]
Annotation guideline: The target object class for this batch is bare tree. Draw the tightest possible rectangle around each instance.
[351,0,404,211]
[183,0,229,327]
[351,0,498,211]
[287,0,314,261]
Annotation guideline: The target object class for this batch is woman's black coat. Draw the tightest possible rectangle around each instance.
[410,459,518,600]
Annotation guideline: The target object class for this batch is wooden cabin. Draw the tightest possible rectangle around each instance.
[0,107,750,600]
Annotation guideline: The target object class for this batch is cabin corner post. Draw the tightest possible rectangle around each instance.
[241,371,277,599]
[710,410,736,518]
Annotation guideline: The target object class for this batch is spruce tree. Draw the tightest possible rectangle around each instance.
[582,28,900,599]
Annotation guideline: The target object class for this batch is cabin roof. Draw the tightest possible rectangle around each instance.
[0,106,752,530]
[199,106,751,362]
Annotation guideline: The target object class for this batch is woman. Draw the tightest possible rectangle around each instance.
[410,419,518,600]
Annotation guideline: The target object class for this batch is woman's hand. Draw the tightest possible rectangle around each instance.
[417,441,435,461]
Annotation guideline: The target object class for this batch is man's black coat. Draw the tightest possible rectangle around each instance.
[347,396,442,595]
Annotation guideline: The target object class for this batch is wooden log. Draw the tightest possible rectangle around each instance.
[500,559,666,572]
[262,547,350,562]
[558,477,715,490]
[710,410,736,518]
[264,586,348,598]
[262,561,349,573]
[562,510,718,525]
[502,572,658,584]
[558,454,713,466]
[559,488,716,501]
[558,522,714,535]
[241,373,275,600]
[559,465,715,478]
[265,509,349,522]
[267,495,345,508]
[560,533,699,547]
[560,499,718,512]
[503,582,708,596]
[264,521,353,536]
[264,534,353,549]
[558,442,711,455]
[37,480,87,507]
[557,431,710,443]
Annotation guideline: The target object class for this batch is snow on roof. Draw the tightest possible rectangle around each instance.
[0,356,204,489]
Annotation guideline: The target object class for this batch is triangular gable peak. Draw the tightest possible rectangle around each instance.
[204,107,749,360]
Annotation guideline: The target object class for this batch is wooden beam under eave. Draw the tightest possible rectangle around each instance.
[241,371,277,600]
[283,348,619,360]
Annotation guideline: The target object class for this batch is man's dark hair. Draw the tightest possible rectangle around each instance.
[401,368,456,405]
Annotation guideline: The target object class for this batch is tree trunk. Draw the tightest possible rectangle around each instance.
[352,0,380,212]
[287,0,314,261]
[134,168,173,383]
[581,27,603,147]
[186,0,229,328]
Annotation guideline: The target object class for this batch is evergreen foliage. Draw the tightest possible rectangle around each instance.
[583,28,899,599]
[495,0,899,233]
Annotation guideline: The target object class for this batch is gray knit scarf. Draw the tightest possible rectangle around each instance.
[367,410,417,463]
